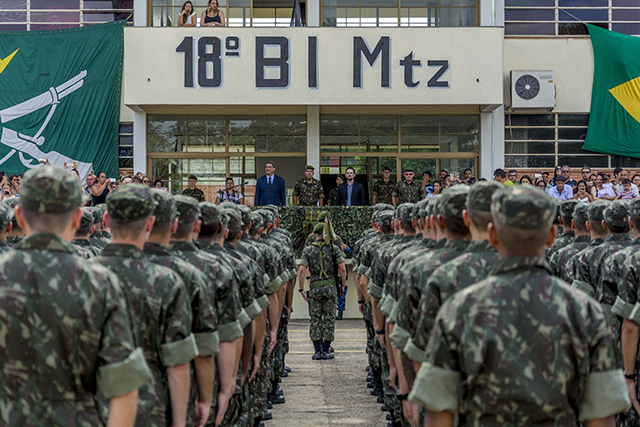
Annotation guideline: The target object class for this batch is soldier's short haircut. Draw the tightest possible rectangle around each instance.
[494,222,551,256]
[75,222,93,237]
[199,219,225,239]
[440,215,470,237]
[606,221,630,234]
[149,220,173,238]
[379,221,393,234]
[173,222,194,239]
[400,218,415,233]
[226,223,241,240]
[22,209,77,234]
[561,215,573,229]
[587,219,607,235]
[467,209,493,230]
[110,216,150,240]
[573,219,588,233]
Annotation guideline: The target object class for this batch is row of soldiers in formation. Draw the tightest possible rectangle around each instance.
[348,182,633,427]
[0,166,300,427]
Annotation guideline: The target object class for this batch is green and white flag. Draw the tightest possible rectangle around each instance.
[0,21,124,178]
[582,24,640,158]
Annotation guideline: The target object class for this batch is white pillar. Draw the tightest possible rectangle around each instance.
[134,0,148,27]
[479,0,503,26]
[133,110,147,174]
[480,105,504,180]
[307,0,320,27]
[307,105,320,172]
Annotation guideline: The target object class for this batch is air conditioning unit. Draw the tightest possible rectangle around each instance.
[510,70,556,109]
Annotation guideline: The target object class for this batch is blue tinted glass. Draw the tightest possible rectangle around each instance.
[505,8,554,21]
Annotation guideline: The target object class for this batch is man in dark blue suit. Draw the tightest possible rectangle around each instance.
[336,167,366,206]
[254,161,287,206]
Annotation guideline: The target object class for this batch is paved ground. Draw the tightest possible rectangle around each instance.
[270,319,388,427]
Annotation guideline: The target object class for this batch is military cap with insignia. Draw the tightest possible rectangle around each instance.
[174,195,200,224]
[587,199,610,221]
[106,184,156,223]
[0,204,13,229]
[20,166,84,213]
[559,200,579,218]
[491,186,556,230]
[396,203,414,222]
[200,202,228,228]
[603,200,630,229]
[150,188,178,223]
[572,203,589,223]
[466,181,503,212]
[440,185,469,219]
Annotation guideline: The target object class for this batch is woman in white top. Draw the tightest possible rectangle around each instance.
[178,1,197,26]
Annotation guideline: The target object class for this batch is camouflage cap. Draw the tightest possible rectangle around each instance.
[439,185,469,220]
[374,203,394,212]
[418,198,432,220]
[318,211,331,222]
[396,203,414,222]
[466,181,503,212]
[0,204,12,229]
[188,174,198,181]
[3,197,19,210]
[559,200,579,218]
[150,188,178,223]
[264,205,279,219]
[305,165,315,171]
[106,184,156,223]
[630,198,640,220]
[220,201,238,210]
[572,203,589,223]
[223,207,242,230]
[174,195,200,224]
[249,212,263,232]
[428,195,443,218]
[91,206,105,224]
[603,200,630,229]
[588,200,610,222]
[80,207,94,228]
[257,209,274,225]
[20,166,84,214]
[200,202,228,227]
[236,204,253,228]
[491,186,556,230]
[313,223,325,234]
[377,210,395,230]
[414,199,427,221]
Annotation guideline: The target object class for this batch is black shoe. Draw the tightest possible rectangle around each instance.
[377,395,385,404]
[281,371,288,378]
[371,387,380,396]
[329,346,334,353]
[276,387,284,397]
[312,351,323,360]
[284,366,292,373]
[387,421,399,427]
[336,310,343,320]
[312,340,323,360]
[367,381,375,389]
[323,351,334,360]
[366,365,371,371]
[380,405,386,412]
[268,394,285,405]
[322,340,335,359]
[259,422,265,427]
[278,376,282,383]
[264,411,272,421]
[267,401,273,409]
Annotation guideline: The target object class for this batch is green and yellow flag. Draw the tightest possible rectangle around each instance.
[582,24,640,158]
[0,22,124,178]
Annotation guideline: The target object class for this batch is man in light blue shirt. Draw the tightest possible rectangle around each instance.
[346,182,353,206]
[547,176,573,200]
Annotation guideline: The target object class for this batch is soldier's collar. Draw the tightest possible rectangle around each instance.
[168,240,199,251]
[491,255,551,276]
[466,239,494,253]
[72,238,92,246]
[101,243,145,258]
[143,242,171,255]
[443,238,471,251]
[605,233,633,242]
[15,233,77,253]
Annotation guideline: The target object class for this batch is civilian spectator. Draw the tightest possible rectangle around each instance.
[83,174,94,199]
[574,180,593,203]
[0,172,6,187]
[547,176,574,200]
[153,179,164,189]
[254,161,286,206]
[201,0,225,26]
[442,174,452,189]
[463,168,474,183]
[422,171,433,196]
[327,175,343,206]
[614,168,639,195]
[535,177,547,190]
[132,176,142,184]
[426,180,442,198]
[633,174,640,188]
[616,179,637,200]
[8,174,20,196]
[177,0,197,26]
[215,177,244,205]
[0,183,11,201]
[438,169,448,181]
[561,165,578,188]
[507,169,518,184]
[90,171,111,205]
[549,165,562,187]
[493,168,514,187]
[580,166,591,182]
[336,167,365,206]
[519,175,532,185]
[142,176,151,186]
[541,171,550,186]
[594,173,616,200]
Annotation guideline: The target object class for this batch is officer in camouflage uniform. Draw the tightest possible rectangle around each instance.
[3,196,24,247]
[298,222,347,359]
[89,204,111,250]
[168,195,245,427]
[395,169,424,204]
[548,203,591,280]
[292,165,324,206]
[183,174,206,202]
[71,207,101,258]
[410,185,630,426]
[0,203,13,253]
[0,166,152,426]
[143,189,219,426]
[98,184,198,427]
[372,166,397,205]
[546,199,578,261]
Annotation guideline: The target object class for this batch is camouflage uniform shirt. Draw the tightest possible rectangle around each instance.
[410,255,630,424]
[293,178,324,206]
[182,187,206,203]
[565,237,605,285]
[0,239,9,254]
[395,180,423,204]
[372,179,397,205]
[548,235,590,282]
[72,238,101,258]
[546,229,575,261]
[300,241,344,284]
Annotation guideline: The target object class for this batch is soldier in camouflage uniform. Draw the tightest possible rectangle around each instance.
[183,174,206,202]
[395,169,424,204]
[548,203,590,280]
[546,199,578,261]
[89,204,111,250]
[3,196,23,247]
[98,184,197,427]
[0,166,152,426]
[0,203,13,253]
[71,207,101,258]
[372,166,397,205]
[410,185,630,426]
[292,165,324,206]
[298,222,347,359]
[168,195,245,427]
[143,189,220,426]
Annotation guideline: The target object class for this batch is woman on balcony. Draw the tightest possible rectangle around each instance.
[201,0,226,27]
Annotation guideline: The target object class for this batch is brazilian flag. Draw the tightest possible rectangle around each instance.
[582,24,640,158]
[0,21,124,179]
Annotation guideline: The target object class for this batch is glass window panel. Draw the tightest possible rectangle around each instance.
[611,156,640,168]
[151,158,187,181]
[505,140,555,154]
[229,134,257,152]
[229,116,267,134]
[558,128,587,140]
[401,116,439,134]
[557,141,589,153]
[83,11,131,22]
[323,7,337,26]
[360,7,376,27]
[340,157,368,174]
[31,23,78,29]
[439,7,475,26]
[0,0,26,9]
[253,8,276,26]
[275,8,293,27]
[84,0,133,9]
[505,0,554,6]
[31,0,79,8]
[119,135,133,146]
[184,135,211,152]
[151,7,174,26]
[558,155,608,168]
[188,158,215,176]
[505,22,555,35]
[149,116,186,134]
[0,24,27,30]
[439,158,475,176]
[441,116,478,133]
[330,0,359,6]
[346,7,360,26]
[334,7,349,26]
[30,11,80,21]
[321,135,365,152]
[229,0,249,6]
[372,157,397,174]
[440,134,478,152]
[0,12,26,22]
[119,147,133,157]
[558,22,589,35]
[321,115,359,134]
[401,0,437,6]
[360,116,397,133]
[505,8,554,21]
[362,0,390,7]
[613,23,640,35]
[558,114,589,126]
[505,156,556,168]
[119,158,133,168]
[363,134,397,147]
[558,0,607,6]
[148,134,186,152]
[400,134,439,152]
[402,159,437,175]
[613,0,639,6]
[245,156,256,174]
[378,7,399,26]
[268,135,306,152]
[441,0,475,6]
[401,7,437,26]
[228,7,249,26]
[268,116,306,134]
[187,116,225,134]
[506,114,555,127]
[505,128,555,140]
[119,123,134,133]
[559,9,608,21]
[613,9,640,21]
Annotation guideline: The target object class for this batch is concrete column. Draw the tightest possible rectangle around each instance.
[307,105,320,172]
[479,0,503,26]
[307,0,320,27]
[480,105,505,180]
[134,0,148,27]
[133,110,147,174]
